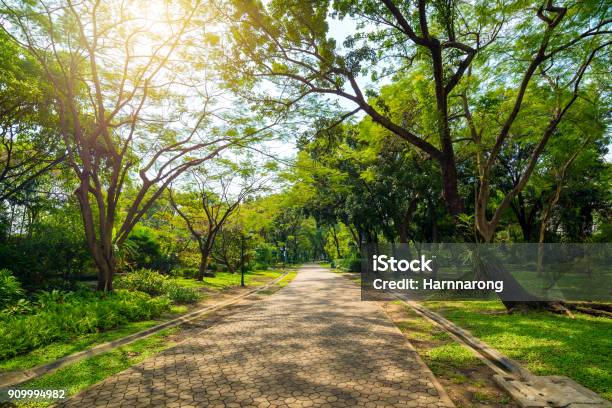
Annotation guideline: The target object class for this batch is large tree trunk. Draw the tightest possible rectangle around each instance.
[431,39,464,218]
[197,245,215,280]
[93,242,115,291]
[76,185,116,292]
[95,257,114,291]
[475,237,568,313]
[440,158,463,216]
[197,255,208,281]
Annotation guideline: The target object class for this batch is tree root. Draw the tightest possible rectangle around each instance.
[505,301,574,318]
[506,301,612,318]
[562,302,612,318]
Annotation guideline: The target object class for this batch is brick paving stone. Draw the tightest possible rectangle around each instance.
[58,265,454,407]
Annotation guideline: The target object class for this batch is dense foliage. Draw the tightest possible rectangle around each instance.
[0,286,170,359]
[0,1,608,306]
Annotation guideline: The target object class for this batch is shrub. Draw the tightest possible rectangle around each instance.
[171,267,198,278]
[0,269,24,309]
[0,289,170,359]
[116,268,199,304]
[0,217,90,288]
[115,268,167,295]
[334,252,362,272]
[0,298,33,317]
[163,283,200,304]
[124,226,177,272]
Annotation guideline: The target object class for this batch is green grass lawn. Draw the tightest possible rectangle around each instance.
[391,302,482,374]
[276,270,297,287]
[171,269,283,290]
[423,300,612,400]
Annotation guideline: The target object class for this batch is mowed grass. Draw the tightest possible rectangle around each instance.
[11,328,178,408]
[171,269,284,290]
[276,270,298,288]
[423,300,612,400]
[391,301,483,375]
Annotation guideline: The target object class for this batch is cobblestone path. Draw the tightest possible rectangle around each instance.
[58,265,453,407]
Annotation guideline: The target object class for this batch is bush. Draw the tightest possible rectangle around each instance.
[116,268,199,304]
[1,298,33,317]
[172,267,198,278]
[0,269,24,309]
[163,283,200,304]
[0,216,90,288]
[115,268,167,295]
[124,226,177,272]
[334,252,362,272]
[250,262,267,271]
[0,289,170,359]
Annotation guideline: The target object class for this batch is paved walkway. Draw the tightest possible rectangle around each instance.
[59,265,453,408]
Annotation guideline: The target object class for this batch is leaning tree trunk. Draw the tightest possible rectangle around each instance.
[473,248,538,310]
[475,235,569,314]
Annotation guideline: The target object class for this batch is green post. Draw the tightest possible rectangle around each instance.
[240,232,245,287]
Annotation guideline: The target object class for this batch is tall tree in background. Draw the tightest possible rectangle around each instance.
[218,0,610,224]
[0,0,255,290]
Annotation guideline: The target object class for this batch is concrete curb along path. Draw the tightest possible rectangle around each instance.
[57,265,456,407]
[0,270,290,389]
[396,298,611,408]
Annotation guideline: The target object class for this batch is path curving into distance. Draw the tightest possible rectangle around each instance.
[58,265,454,408]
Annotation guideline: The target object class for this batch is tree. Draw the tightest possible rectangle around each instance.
[169,162,267,280]
[0,0,257,290]
[219,0,610,222]
[211,220,243,273]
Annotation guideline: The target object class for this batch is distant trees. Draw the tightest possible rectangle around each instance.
[170,163,267,280]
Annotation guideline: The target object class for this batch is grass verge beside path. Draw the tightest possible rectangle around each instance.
[0,317,180,374]
[329,265,610,402]
[423,300,612,401]
[384,301,516,407]
[10,328,178,408]
[171,269,283,291]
